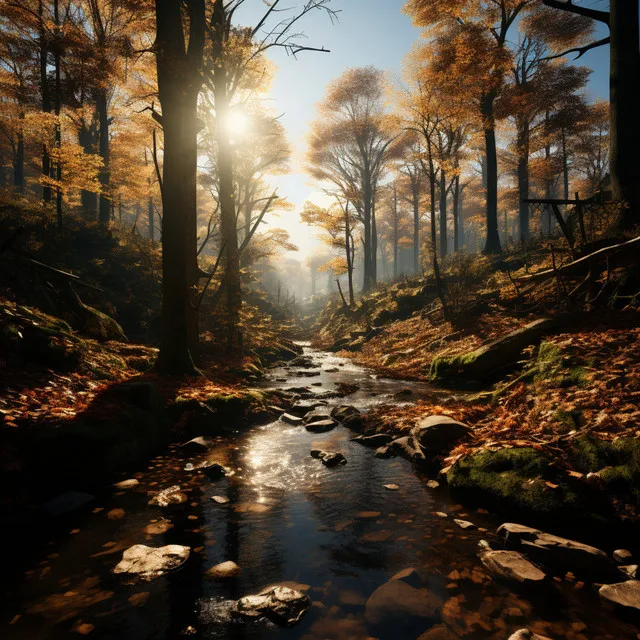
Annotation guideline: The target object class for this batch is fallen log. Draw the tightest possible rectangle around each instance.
[516,235,640,284]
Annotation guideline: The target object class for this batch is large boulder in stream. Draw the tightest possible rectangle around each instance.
[599,580,640,611]
[365,578,442,636]
[429,318,555,385]
[411,415,472,458]
[496,523,615,579]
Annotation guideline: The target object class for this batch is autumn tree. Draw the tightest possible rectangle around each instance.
[542,0,640,229]
[306,66,399,293]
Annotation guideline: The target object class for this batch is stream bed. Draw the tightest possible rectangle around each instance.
[2,346,639,639]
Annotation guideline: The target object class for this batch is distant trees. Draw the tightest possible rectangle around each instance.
[306,67,399,292]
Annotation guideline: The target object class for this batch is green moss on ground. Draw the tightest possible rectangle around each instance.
[447,447,585,517]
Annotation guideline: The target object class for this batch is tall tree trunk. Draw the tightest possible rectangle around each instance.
[148,196,155,242]
[481,94,501,254]
[439,169,447,258]
[393,186,399,279]
[79,124,98,216]
[361,180,372,293]
[96,89,111,225]
[371,188,378,289]
[517,121,530,243]
[453,175,460,252]
[610,0,640,228]
[13,117,25,192]
[344,203,354,306]
[53,0,62,227]
[154,0,203,375]
[211,11,241,351]
[561,127,569,201]
[39,0,51,204]
[412,182,420,274]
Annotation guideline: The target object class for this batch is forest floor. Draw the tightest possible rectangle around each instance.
[311,250,640,524]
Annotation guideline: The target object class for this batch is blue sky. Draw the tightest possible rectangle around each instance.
[236,0,611,257]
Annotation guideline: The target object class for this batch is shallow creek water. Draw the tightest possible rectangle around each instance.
[2,346,639,639]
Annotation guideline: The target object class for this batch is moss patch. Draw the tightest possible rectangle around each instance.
[447,447,593,519]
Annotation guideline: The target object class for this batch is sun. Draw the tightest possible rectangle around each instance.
[226,109,250,139]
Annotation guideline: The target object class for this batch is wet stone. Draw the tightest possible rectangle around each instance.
[236,586,311,627]
[179,437,210,454]
[211,495,230,504]
[310,449,347,467]
[281,413,304,425]
[305,419,337,433]
[113,479,139,490]
[508,630,554,640]
[351,433,394,447]
[453,519,475,530]
[479,550,546,584]
[206,561,241,579]
[184,461,230,479]
[113,544,190,583]
[614,549,633,564]
[599,580,640,611]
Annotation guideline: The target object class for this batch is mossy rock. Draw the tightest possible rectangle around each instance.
[447,447,608,522]
[430,318,555,387]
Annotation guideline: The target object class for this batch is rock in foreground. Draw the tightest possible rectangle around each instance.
[237,586,310,626]
[479,550,546,584]
[113,544,190,582]
[365,578,442,636]
[599,580,640,611]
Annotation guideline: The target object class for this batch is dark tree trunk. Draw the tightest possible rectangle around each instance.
[361,179,372,293]
[211,2,241,351]
[517,121,530,243]
[39,0,51,204]
[561,127,569,201]
[453,175,460,252]
[481,94,502,254]
[344,203,354,306]
[154,0,204,375]
[610,0,640,228]
[148,196,155,242]
[412,181,420,273]
[79,124,98,216]
[371,190,378,288]
[13,120,25,192]
[97,89,111,225]
[439,169,447,258]
[53,0,62,227]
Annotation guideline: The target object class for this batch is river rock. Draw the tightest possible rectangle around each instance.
[390,436,427,464]
[236,585,310,626]
[497,522,612,577]
[310,450,347,467]
[113,544,190,582]
[206,560,241,579]
[375,446,396,459]
[149,485,188,507]
[303,410,334,424]
[113,478,139,490]
[289,401,325,416]
[211,495,230,504]
[614,549,633,563]
[410,415,472,458]
[351,433,394,447]
[331,405,361,421]
[508,630,553,640]
[479,550,546,584]
[599,580,640,611]
[364,579,442,636]
[281,413,304,425]
[305,419,337,433]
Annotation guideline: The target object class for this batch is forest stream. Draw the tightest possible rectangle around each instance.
[2,345,639,640]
